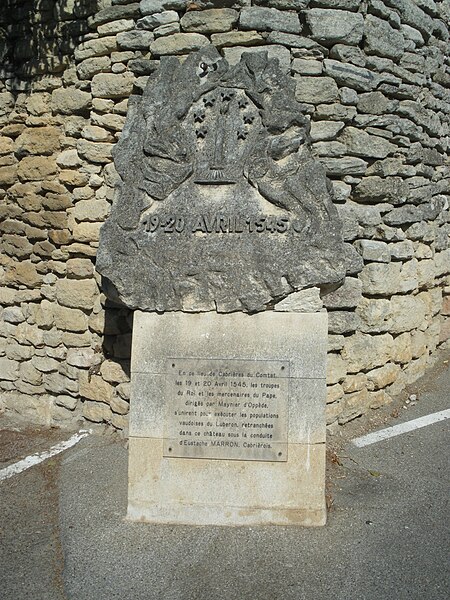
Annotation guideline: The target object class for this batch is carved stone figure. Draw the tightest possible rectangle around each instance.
[97,46,361,313]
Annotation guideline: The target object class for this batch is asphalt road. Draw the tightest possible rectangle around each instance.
[1,354,449,600]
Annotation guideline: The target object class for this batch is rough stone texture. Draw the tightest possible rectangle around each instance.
[0,0,448,434]
[97,48,358,314]
[240,7,301,34]
[306,9,364,46]
[180,9,238,33]
[150,33,209,55]
[364,15,405,60]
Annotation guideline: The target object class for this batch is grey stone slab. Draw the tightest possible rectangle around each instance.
[97,47,360,313]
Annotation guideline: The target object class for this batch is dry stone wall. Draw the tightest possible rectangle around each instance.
[0,0,449,433]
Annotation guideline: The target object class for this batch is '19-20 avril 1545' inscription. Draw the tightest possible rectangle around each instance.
[143,214,305,235]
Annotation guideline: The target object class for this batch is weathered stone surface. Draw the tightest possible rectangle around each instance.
[56,279,98,310]
[83,400,111,423]
[97,48,359,313]
[52,305,88,332]
[55,395,78,411]
[66,348,100,368]
[320,157,368,176]
[292,58,323,76]
[15,127,60,157]
[354,176,409,205]
[150,33,209,55]
[274,287,323,312]
[310,121,345,142]
[140,0,185,16]
[329,44,365,67]
[295,76,338,103]
[384,198,444,226]
[0,357,19,381]
[17,156,57,181]
[323,59,379,91]
[342,373,367,393]
[100,359,130,384]
[328,311,361,334]
[89,3,141,27]
[357,91,397,115]
[315,103,357,121]
[326,383,344,404]
[0,165,18,185]
[306,9,364,46]
[51,88,91,114]
[360,261,418,295]
[0,136,14,155]
[117,30,154,50]
[355,240,391,263]
[77,56,112,80]
[210,31,264,47]
[364,15,405,59]
[2,306,25,323]
[91,73,134,99]
[323,278,362,309]
[383,0,436,39]
[327,353,347,384]
[77,140,113,164]
[342,332,394,373]
[137,10,179,30]
[339,127,396,159]
[223,45,291,73]
[338,388,370,423]
[181,9,238,33]
[240,7,301,34]
[97,19,135,36]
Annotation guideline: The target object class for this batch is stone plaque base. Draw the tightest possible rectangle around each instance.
[128,311,327,526]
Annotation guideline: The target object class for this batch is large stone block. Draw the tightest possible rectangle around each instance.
[342,332,394,373]
[150,33,209,55]
[51,89,91,115]
[306,9,364,45]
[240,7,301,33]
[359,261,418,295]
[295,76,339,104]
[0,357,19,381]
[17,156,57,181]
[56,279,98,310]
[97,48,359,314]
[364,14,405,59]
[15,127,61,157]
[222,45,291,73]
[180,9,238,33]
[91,73,135,99]
[127,311,327,526]
[323,59,379,91]
[339,126,396,159]
[117,30,154,50]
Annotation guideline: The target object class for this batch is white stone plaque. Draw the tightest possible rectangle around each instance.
[163,358,289,461]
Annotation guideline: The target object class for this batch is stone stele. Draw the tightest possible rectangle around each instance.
[128,310,327,526]
[97,46,360,313]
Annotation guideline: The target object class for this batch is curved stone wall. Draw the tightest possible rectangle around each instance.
[0,0,449,432]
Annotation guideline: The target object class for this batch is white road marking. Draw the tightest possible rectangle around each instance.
[352,409,450,448]
[0,429,91,482]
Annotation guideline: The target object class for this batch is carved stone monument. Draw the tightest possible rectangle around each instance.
[97,47,359,526]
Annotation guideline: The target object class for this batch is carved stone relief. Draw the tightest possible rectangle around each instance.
[97,46,361,313]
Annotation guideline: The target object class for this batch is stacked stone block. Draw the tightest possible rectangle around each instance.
[0,0,449,433]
